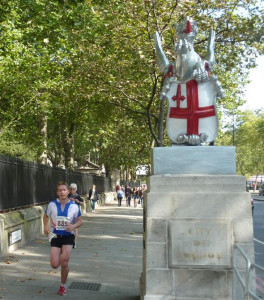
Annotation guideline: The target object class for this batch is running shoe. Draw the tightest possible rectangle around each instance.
[58,285,66,296]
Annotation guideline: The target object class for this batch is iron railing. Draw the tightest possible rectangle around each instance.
[0,155,112,211]
[233,243,264,299]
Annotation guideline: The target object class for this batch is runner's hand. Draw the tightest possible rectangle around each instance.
[66,224,75,232]
[44,226,50,235]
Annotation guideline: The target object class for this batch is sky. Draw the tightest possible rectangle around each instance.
[242,56,264,111]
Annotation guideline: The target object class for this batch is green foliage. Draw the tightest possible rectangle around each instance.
[0,130,36,161]
[216,109,264,176]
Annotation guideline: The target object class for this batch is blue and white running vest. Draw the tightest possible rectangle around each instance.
[45,199,81,236]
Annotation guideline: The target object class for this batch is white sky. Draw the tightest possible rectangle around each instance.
[242,56,264,111]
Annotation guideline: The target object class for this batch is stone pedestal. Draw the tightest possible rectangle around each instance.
[141,146,254,300]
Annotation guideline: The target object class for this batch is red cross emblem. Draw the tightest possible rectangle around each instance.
[172,85,185,108]
[169,80,216,135]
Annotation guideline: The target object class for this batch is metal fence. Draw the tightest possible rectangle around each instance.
[233,243,264,299]
[0,155,112,211]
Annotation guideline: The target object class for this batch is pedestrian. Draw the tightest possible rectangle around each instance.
[138,186,145,207]
[117,188,124,206]
[125,185,132,207]
[140,185,147,207]
[43,181,83,296]
[68,183,84,208]
[121,185,125,193]
[88,184,98,213]
[68,183,84,247]
[132,187,138,208]
[138,187,143,206]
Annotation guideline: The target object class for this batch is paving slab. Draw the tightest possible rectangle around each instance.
[0,202,143,299]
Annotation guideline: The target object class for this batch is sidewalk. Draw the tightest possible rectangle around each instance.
[0,202,143,300]
[250,192,264,201]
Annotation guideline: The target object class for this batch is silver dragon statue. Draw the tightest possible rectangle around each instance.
[154,18,224,145]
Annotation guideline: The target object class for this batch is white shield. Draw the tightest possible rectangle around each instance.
[165,79,218,143]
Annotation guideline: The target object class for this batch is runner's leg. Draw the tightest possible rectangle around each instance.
[60,245,73,284]
[50,247,62,269]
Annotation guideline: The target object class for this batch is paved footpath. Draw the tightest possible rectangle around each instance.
[0,202,143,300]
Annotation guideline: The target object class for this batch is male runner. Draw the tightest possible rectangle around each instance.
[43,181,83,296]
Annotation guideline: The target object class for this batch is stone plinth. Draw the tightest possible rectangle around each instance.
[141,147,254,300]
[151,146,236,175]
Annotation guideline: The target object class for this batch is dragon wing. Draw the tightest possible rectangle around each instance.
[205,29,216,71]
[153,32,170,74]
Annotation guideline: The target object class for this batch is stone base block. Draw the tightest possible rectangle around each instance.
[145,270,173,295]
[147,174,246,193]
[174,269,230,298]
[151,146,236,175]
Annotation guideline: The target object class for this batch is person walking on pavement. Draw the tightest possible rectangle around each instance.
[88,184,98,213]
[140,185,146,207]
[116,184,120,192]
[132,187,138,208]
[43,181,83,296]
[68,183,84,208]
[125,185,132,207]
[68,183,84,247]
[117,188,124,206]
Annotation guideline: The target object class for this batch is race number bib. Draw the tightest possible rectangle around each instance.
[56,216,71,230]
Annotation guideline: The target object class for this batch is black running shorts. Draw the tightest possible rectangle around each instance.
[50,234,75,248]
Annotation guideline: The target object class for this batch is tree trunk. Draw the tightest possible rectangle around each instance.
[53,139,63,168]
[61,118,75,170]
[105,163,111,178]
[37,114,48,164]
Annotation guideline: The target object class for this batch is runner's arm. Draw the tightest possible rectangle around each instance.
[43,213,50,235]
[74,216,83,228]
[67,216,83,232]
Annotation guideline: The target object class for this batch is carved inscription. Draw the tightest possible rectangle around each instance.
[169,220,231,267]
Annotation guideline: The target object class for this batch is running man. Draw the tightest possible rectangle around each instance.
[43,181,83,296]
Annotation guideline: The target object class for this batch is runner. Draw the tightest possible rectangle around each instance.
[43,181,83,296]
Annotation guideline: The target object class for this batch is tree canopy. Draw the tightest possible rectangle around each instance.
[0,0,263,176]
[216,109,264,177]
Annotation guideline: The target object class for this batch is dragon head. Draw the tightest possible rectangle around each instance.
[175,17,198,43]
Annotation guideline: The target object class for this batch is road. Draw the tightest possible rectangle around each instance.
[250,194,264,297]
[252,195,264,267]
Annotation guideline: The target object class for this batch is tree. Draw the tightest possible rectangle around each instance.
[216,109,264,177]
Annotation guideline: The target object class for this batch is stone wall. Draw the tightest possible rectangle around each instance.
[0,206,44,256]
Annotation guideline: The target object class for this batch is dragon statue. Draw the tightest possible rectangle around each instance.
[154,18,224,145]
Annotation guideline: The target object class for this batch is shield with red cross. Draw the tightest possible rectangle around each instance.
[165,79,218,144]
